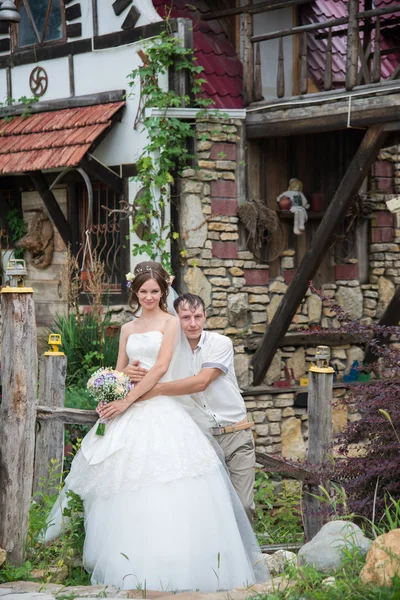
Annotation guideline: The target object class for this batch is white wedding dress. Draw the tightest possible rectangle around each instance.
[45,331,268,592]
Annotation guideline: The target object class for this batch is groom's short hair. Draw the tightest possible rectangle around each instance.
[174,293,206,314]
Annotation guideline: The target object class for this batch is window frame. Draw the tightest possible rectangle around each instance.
[13,0,67,51]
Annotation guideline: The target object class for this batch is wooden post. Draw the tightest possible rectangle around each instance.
[243,3,255,105]
[33,354,67,496]
[372,17,381,84]
[0,288,37,565]
[324,28,333,91]
[303,346,334,542]
[254,42,264,102]
[277,37,285,98]
[299,32,308,95]
[345,0,360,91]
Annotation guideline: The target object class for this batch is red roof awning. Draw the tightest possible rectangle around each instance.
[0,101,125,175]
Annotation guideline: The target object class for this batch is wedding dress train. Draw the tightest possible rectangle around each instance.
[45,331,268,592]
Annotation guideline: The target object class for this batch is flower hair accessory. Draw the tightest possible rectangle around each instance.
[125,266,171,288]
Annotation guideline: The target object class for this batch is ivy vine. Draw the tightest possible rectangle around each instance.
[127,26,213,270]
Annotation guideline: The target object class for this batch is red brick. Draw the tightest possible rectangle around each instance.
[244,269,269,285]
[211,198,238,216]
[210,143,237,161]
[283,269,297,285]
[375,211,394,227]
[211,180,237,199]
[212,241,238,259]
[372,160,393,178]
[371,227,394,243]
[375,177,393,192]
[334,264,359,280]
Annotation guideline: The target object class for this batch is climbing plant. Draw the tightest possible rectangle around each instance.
[127,26,214,270]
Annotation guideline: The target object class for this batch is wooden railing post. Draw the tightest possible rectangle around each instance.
[33,352,67,496]
[346,0,360,90]
[277,37,285,98]
[243,2,255,105]
[303,345,334,542]
[0,285,37,565]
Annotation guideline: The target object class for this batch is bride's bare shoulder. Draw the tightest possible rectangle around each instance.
[120,320,138,336]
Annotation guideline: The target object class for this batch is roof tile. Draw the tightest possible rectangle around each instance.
[0,102,124,175]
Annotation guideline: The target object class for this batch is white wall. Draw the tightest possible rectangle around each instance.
[252,4,294,99]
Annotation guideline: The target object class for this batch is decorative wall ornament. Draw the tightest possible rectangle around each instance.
[29,66,48,97]
[15,209,54,269]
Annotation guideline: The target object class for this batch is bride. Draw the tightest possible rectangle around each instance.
[45,261,268,592]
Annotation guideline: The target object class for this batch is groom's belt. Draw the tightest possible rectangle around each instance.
[211,418,254,436]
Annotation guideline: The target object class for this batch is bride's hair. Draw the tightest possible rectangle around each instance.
[128,261,170,316]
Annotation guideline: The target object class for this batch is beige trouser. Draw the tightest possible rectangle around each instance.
[213,429,256,523]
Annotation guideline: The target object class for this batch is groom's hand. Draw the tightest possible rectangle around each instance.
[124,360,148,382]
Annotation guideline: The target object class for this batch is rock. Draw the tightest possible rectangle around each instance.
[281,417,306,461]
[377,277,395,318]
[184,267,212,307]
[336,286,363,320]
[180,194,208,248]
[227,293,248,327]
[267,295,283,322]
[307,294,322,323]
[269,281,288,294]
[265,550,297,575]
[298,520,372,573]
[360,529,400,587]
[234,353,249,388]
[0,548,5,567]
[264,350,282,386]
[321,576,336,586]
[346,345,364,369]
[287,347,306,380]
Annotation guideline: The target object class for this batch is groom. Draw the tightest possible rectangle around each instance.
[128,293,256,522]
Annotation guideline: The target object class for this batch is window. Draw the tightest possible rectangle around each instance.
[18,0,64,47]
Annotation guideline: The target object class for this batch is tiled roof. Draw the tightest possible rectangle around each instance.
[301,0,400,88]
[0,102,125,175]
[153,0,244,108]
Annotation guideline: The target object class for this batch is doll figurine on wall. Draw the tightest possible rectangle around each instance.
[277,178,310,235]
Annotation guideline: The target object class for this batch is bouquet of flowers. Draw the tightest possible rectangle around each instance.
[87,367,132,436]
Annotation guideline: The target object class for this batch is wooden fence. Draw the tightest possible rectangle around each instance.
[0,287,334,565]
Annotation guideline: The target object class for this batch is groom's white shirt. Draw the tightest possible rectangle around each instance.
[191,331,247,427]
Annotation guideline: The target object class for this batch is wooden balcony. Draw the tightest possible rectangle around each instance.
[243,1,400,137]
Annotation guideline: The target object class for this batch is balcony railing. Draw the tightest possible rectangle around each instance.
[249,1,400,102]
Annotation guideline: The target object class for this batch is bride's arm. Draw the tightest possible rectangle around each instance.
[115,323,131,371]
[100,317,178,419]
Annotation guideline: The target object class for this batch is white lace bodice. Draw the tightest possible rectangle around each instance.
[126,331,163,370]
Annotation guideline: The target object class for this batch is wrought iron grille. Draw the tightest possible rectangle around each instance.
[78,182,125,293]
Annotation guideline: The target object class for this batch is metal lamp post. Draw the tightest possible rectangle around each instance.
[0,0,20,23]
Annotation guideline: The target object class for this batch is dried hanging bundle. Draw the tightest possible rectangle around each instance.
[237,199,280,249]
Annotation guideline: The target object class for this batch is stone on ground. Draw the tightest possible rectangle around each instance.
[0,549,6,568]
[360,529,400,587]
[297,520,371,573]
[265,550,297,574]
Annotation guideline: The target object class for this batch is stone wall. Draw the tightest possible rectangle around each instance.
[178,118,400,458]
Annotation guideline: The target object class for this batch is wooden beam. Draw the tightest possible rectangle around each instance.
[256,451,319,483]
[251,124,388,385]
[203,0,312,20]
[81,154,123,195]
[246,87,400,138]
[29,171,72,248]
[346,0,360,91]
[36,406,97,425]
[245,331,365,352]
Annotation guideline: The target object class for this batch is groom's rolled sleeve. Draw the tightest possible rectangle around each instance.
[201,337,233,375]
